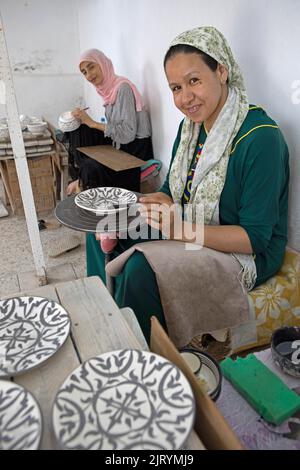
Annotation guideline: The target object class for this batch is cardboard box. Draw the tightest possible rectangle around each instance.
[150,317,243,450]
[77,145,145,171]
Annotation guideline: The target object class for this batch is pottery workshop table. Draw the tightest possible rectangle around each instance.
[4,276,204,450]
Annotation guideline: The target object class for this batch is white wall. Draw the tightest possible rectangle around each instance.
[0,0,83,124]
[78,0,300,250]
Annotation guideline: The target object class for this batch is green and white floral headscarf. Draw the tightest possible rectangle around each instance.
[168,26,256,291]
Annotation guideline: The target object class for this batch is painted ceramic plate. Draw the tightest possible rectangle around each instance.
[52,349,195,450]
[0,296,71,377]
[74,187,137,214]
[0,380,42,449]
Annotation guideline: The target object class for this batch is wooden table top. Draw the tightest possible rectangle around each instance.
[2,276,204,450]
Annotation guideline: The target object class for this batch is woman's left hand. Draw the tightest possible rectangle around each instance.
[72,108,96,128]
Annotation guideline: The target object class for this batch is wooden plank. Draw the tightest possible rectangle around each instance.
[121,307,148,351]
[55,276,141,360]
[13,284,80,449]
[77,145,144,171]
[0,151,56,160]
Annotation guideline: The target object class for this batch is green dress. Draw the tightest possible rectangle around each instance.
[86,106,289,343]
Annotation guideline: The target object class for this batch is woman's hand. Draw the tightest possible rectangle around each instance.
[72,108,96,128]
[139,192,184,239]
[139,192,173,205]
[67,179,80,195]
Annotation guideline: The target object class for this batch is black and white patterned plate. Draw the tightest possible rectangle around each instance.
[52,349,195,450]
[0,296,71,377]
[0,380,42,449]
[74,187,137,213]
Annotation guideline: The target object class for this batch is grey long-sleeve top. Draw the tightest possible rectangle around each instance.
[104,83,152,148]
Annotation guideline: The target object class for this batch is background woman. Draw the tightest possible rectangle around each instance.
[87,27,289,347]
[65,49,153,193]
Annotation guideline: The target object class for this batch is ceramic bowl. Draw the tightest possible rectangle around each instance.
[29,116,41,123]
[27,121,47,134]
[19,114,31,127]
[0,125,10,140]
[58,111,81,133]
[180,348,222,401]
[271,326,300,377]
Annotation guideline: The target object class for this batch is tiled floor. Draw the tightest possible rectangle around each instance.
[0,178,87,298]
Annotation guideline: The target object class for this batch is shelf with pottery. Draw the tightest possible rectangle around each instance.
[0,128,55,160]
[0,121,64,214]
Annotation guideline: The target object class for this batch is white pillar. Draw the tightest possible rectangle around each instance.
[0,13,47,284]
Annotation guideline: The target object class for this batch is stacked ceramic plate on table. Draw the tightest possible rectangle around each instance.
[52,349,195,450]
[74,186,138,215]
[0,296,71,450]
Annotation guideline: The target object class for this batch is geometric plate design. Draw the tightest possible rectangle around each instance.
[0,296,71,378]
[0,380,42,450]
[74,187,137,214]
[52,349,195,450]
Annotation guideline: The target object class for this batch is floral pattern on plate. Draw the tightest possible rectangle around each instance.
[0,380,42,449]
[0,296,71,377]
[52,349,195,450]
[74,187,137,213]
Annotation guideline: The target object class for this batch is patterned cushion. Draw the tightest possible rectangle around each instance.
[231,249,300,353]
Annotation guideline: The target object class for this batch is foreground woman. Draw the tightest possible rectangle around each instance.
[87,27,289,346]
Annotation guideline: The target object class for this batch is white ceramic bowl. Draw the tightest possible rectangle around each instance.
[58,111,81,133]
[27,122,47,134]
[19,114,31,126]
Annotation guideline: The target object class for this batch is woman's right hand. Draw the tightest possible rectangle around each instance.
[67,179,80,195]
[71,108,95,128]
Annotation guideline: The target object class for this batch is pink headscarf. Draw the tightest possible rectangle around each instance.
[79,49,144,111]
